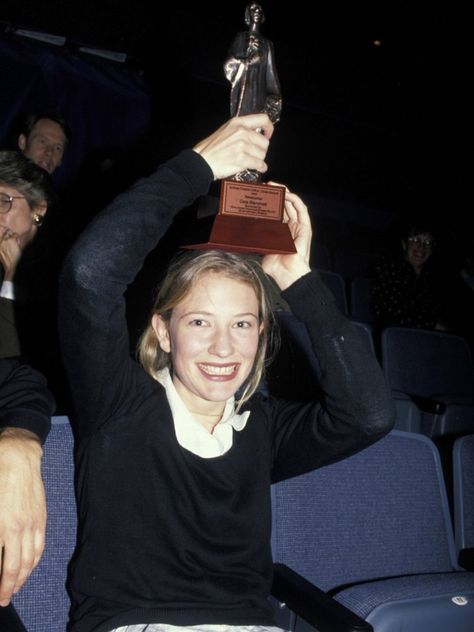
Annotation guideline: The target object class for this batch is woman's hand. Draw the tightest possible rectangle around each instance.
[261,185,312,290]
[0,228,22,282]
[193,113,273,181]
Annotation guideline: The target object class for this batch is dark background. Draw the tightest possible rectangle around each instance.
[1,1,472,226]
[1,1,472,413]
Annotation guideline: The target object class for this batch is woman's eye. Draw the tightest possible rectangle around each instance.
[234,321,251,329]
[190,319,206,327]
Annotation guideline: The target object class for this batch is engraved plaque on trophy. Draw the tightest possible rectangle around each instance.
[183,2,296,255]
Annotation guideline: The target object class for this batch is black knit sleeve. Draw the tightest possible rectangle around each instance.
[0,358,54,443]
[269,270,395,482]
[58,150,213,434]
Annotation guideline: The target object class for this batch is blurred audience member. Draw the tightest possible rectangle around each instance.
[369,217,445,332]
[0,151,53,358]
[16,112,69,176]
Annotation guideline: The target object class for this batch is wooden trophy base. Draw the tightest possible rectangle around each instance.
[182,179,296,255]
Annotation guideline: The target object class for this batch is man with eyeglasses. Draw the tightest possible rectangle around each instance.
[369,218,445,333]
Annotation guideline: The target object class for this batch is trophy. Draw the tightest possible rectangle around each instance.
[184,2,296,254]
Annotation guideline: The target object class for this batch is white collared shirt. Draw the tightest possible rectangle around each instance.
[0,281,15,299]
[156,368,250,458]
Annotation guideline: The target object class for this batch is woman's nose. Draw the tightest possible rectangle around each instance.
[208,327,234,356]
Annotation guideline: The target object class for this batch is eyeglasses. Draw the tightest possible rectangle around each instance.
[0,192,27,214]
[407,236,435,248]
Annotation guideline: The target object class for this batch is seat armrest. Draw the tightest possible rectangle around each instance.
[408,394,447,414]
[271,563,373,632]
[458,548,474,570]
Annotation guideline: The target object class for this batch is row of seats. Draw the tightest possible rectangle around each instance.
[316,268,372,324]
[271,311,474,528]
[311,243,379,282]
[272,311,474,441]
[271,430,474,632]
[382,326,474,439]
[314,267,474,439]
[10,419,474,632]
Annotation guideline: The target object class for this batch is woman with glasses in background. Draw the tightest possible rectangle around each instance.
[369,217,446,334]
[0,150,53,358]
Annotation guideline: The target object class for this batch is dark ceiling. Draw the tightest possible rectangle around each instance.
[1,1,472,219]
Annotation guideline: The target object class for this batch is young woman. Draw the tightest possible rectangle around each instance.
[59,113,394,632]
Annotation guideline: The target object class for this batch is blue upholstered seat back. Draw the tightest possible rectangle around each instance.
[270,312,376,404]
[12,416,76,631]
[381,327,474,399]
[381,328,474,437]
[350,275,373,324]
[453,434,474,553]
[317,269,348,315]
[271,430,458,593]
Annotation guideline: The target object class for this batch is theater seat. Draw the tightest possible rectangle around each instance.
[453,434,474,570]
[380,327,474,439]
[350,276,373,324]
[317,269,348,315]
[12,416,76,632]
[267,312,376,401]
[271,430,474,632]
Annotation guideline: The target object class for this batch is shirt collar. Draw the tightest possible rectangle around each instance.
[156,368,250,457]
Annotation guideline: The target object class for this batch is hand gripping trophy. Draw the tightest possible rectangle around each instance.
[224,2,282,183]
[184,3,294,254]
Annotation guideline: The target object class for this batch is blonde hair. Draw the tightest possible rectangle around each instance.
[138,250,278,408]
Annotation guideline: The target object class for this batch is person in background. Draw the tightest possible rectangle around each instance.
[0,151,53,358]
[17,112,69,176]
[369,217,445,333]
[59,112,394,631]
[1,135,74,412]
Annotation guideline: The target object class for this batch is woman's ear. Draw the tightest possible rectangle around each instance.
[33,201,48,217]
[151,313,171,353]
[18,134,27,151]
[31,201,48,227]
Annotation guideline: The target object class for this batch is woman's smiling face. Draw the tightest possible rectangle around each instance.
[152,270,262,413]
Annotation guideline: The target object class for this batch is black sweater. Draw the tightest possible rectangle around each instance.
[0,357,53,442]
[59,149,394,632]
